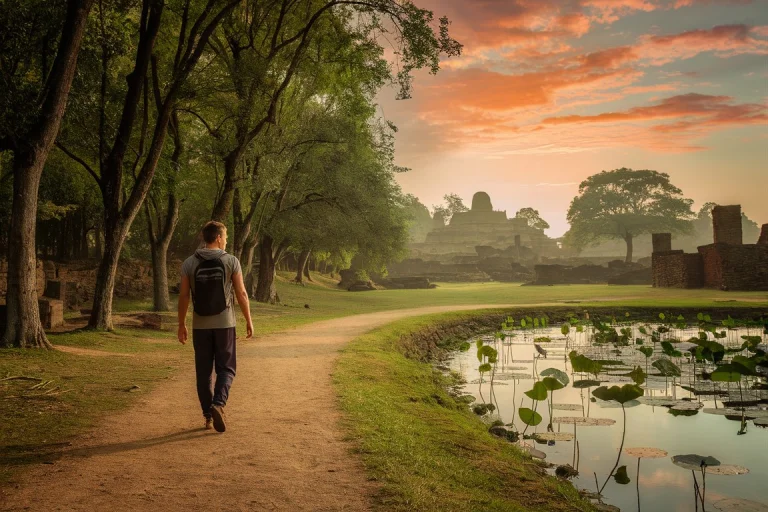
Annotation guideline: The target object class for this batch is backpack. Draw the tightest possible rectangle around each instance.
[192,254,228,316]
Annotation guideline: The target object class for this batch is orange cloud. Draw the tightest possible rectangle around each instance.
[637,24,768,64]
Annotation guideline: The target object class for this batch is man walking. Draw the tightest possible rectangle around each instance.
[178,221,253,432]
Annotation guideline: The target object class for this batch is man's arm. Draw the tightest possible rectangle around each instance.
[232,272,253,338]
[177,274,191,344]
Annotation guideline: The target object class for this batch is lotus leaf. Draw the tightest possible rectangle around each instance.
[613,465,631,485]
[542,377,565,392]
[628,366,646,385]
[713,498,768,512]
[478,363,492,373]
[572,379,602,388]
[540,368,569,386]
[624,447,667,458]
[518,407,542,426]
[518,442,546,459]
[637,346,653,358]
[551,416,616,426]
[551,403,583,411]
[524,381,548,401]
[534,336,551,344]
[592,384,644,404]
[730,355,757,376]
[705,465,749,476]
[652,357,681,377]
[534,432,575,441]
[710,364,743,382]
[671,454,721,471]
[459,342,471,352]
[561,324,570,335]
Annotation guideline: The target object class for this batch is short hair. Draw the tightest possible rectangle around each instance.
[202,221,227,244]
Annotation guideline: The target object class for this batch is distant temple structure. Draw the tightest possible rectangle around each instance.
[652,205,768,291]
[409,192,558,258]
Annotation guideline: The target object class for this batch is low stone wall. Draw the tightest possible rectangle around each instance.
[698,243,768,291]
[0,258,182,307]
[652,251,704,288]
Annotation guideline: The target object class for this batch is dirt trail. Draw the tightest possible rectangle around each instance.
[1,304,511,512]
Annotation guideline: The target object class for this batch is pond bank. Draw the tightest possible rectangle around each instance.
[332,306,767,511]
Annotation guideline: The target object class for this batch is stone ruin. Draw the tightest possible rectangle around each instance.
[652,205,768,291]
[409,192,559,260]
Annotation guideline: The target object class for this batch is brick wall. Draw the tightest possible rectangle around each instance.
[652,251,704,288]
[712,205,742,245]
[652,233,672,253]
[759,224,768,245]
[698,243,768,291]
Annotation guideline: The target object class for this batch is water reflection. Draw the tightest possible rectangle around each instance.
[448,319,768,511]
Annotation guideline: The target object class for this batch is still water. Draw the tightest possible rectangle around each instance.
[448,323,768,511]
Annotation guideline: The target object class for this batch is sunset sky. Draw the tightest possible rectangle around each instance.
[380,0,768,237]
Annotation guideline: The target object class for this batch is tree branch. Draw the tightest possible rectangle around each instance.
[55,141,101,185]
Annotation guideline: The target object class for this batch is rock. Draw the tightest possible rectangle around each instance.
[555,464,579,479]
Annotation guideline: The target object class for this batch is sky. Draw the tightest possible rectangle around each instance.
[378,0,768,238]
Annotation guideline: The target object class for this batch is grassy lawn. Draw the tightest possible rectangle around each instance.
[1,275,766,486]
[333,311,596,512]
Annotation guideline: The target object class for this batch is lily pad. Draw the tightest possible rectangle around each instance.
[705,464,749,476]
[637,396,677,407]
[551,416,616,426]
[517,442,546,459]
[540,368,570,386]
[671,401,704,411]
[573,379,602,388]
[713,498,768,512]
[624,447,668,458]
[524,381,548,401]
[534,432,575,441]
[754,418,768,427]
[671,454,721,471]
[551,403,583,411]
[703,408,768,418]
[592,384,644,404]
[652,357,681,377]
[518,407,543,426]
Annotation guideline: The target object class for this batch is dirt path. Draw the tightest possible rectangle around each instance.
[2,305,511,512]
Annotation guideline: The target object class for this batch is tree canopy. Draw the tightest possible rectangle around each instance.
[515,207,550,231]
[565,168,694,262]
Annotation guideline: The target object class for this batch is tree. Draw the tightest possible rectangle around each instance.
[432,193,468,225]
[402,194,432,242]
[515,207,550,231]
[0,0,96,348]
[565,168,694,262]
[57,0,240,330]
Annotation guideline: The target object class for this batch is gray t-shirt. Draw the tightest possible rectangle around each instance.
[181,248,242,329]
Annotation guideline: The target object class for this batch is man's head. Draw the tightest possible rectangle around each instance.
[202,221,227,250]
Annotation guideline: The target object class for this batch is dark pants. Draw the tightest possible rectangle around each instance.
[192,327,237,417]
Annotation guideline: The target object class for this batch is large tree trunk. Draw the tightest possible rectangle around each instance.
[211,155,238,222]
[255,236,278,304]
[624,234,633,263]
[2,0,94,349]
[150,242,170,311]
[294,250,310,284]
[88,222,126,330]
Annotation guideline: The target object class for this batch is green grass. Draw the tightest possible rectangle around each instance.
[333,311,596,512]
[0,330,186,484]
[1,276,766,488]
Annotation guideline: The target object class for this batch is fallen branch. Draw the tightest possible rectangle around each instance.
[1,376,44,382]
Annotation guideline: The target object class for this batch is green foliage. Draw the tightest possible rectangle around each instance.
[637,346,653,359]
[518,407,543,427]
[515,207,550,230]
[652,358,681,377]
[565,168,694,261]
[710,364,743,382]
[541,377,565,392]
[524,381,548,401]
[540,368,569,387]
[569,351,603,375]
[592,384,644,404]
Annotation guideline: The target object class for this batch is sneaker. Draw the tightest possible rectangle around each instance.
[210,404,226,433]
[204,416,213,430]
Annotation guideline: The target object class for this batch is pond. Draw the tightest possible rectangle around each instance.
[447,314,768,511]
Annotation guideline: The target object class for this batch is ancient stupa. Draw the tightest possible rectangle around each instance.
[411,192,557,257]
